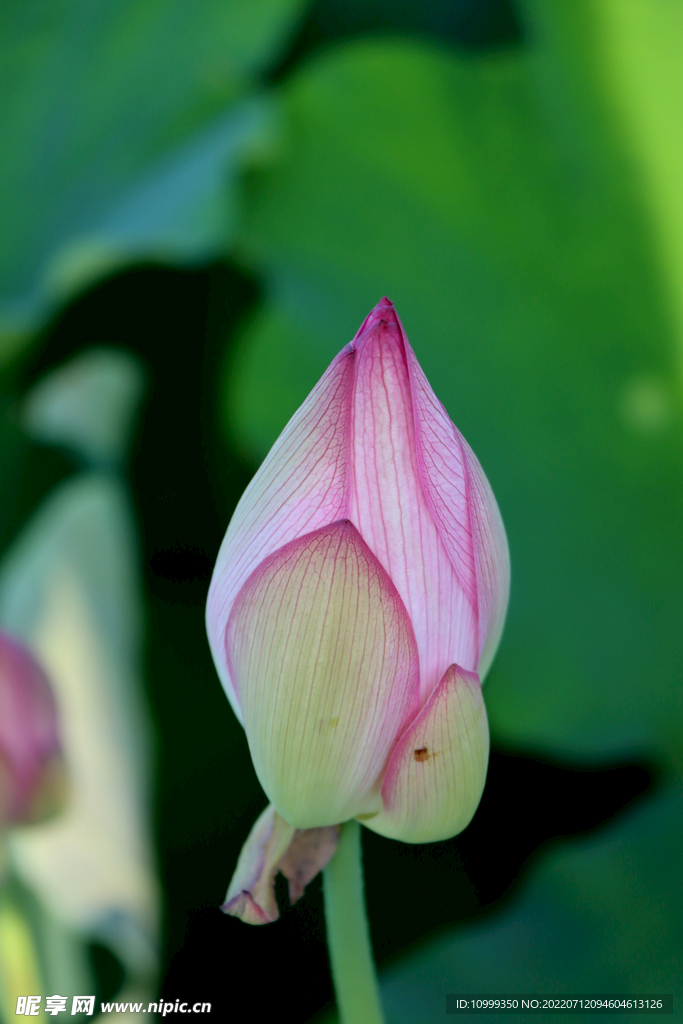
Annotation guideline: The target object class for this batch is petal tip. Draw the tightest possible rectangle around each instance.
[354,298,403,340]
[221,891,275,926]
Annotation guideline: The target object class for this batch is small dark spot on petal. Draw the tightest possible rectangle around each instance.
[414,746,430,763]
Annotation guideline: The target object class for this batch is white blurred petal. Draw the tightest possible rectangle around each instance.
[23,348,145,467]
[0,475,158,975]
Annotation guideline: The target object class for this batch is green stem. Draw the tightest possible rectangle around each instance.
[0,887,42,1024]
[323,820,385,1024]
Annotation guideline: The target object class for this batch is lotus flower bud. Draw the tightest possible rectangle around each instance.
[209,299,509,919]
[0,631,65,826]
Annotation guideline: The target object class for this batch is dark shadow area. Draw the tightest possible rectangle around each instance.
[150,544,215,590]
[268,0,523,84]
[363,750,658,963]
[88,942,125,1006]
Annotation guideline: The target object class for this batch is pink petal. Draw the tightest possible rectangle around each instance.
[222,804,295,924]
[364,664,489,844]
[222,805,340,925]
[403,330,510,678]
[206,347,356,721]
[348,301,478,705]
[461,438,511,678]
[226,521,419,827]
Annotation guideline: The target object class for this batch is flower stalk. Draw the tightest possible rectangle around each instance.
[323,821,385,1024]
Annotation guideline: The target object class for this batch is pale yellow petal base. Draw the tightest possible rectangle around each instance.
[364,665,489,844]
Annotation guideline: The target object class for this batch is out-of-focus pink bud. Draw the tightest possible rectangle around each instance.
[208,299,509,852]
[0,631,65,826]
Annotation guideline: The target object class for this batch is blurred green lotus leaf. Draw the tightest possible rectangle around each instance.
[23,347,145,468]
[373,782,683,1022]
[0,0,307,357]
[0,473,158,979]
[523,0,683,373]
[225,302,327,463]
[227,38,683,761]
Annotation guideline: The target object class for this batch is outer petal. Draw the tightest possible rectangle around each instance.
[364,665,489,844]
[222,804,340,925]
[226,520,419,828]
[206,346,355,722]
[349,300,478,704]
[222,804,295,924]
[403,331,510,679]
